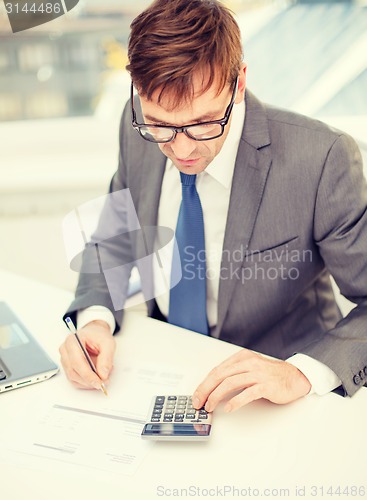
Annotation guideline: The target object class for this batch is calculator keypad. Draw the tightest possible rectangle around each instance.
[149,395,210,423]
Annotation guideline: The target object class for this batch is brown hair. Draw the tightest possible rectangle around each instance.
[126,0,243,108]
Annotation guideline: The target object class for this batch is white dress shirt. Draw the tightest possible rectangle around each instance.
[153,99,245,328]
[78,99,341,396]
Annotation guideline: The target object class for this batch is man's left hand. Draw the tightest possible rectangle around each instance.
[192,349,311,413]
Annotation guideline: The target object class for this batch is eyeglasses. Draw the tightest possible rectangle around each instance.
[130,77,238,144]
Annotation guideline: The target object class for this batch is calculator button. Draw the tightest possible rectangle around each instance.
[147,396,213,431]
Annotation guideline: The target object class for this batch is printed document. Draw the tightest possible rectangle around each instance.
[0,365,186,476]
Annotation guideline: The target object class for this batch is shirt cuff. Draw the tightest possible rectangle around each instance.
[287,353,342,396]
[76,306,116,335]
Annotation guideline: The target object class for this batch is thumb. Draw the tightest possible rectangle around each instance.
[95,337,115,381]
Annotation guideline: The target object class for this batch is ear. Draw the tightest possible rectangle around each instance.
[235,63,247,104]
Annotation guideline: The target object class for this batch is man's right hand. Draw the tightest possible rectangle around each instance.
[59,320,116,390]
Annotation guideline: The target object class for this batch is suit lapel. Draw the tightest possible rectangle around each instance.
[137,142,166,230]
[214,90,272,338]
[131,96,167,234]
[133,141,166,313]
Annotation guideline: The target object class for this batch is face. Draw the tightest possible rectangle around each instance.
[139,66,246,175]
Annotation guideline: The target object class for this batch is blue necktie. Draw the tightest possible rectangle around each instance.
[168,172,209,335]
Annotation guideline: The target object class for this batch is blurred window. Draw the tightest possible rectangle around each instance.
[0,93,22,120]
[0,49,10,71]
[67,42,98,68]
[25,91,68,118]
[18,44,54,72]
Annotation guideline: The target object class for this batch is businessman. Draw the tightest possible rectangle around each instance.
[59,0,367,413]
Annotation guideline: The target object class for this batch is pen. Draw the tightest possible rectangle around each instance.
[65,316,108,397]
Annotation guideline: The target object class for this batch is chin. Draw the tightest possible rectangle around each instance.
[176,163,209,175]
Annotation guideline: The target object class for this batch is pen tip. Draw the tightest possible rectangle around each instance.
[101,383,108,397]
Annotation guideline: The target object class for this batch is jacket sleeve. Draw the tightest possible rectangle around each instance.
[299,133,367,396]
[63,101,134,333]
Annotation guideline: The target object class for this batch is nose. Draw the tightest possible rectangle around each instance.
[169,131,197,159]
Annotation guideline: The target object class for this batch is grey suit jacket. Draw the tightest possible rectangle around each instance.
[66,90,367,397]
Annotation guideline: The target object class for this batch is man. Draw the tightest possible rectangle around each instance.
[60,0,367,413]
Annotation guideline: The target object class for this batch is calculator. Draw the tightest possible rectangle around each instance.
[141,395,212,441]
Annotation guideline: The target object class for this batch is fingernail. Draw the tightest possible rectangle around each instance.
[92,381,101,390]
[101,367,109,378]
[193,396,200,408]
[224,404,232,413]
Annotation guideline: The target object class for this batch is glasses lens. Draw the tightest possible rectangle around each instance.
[186,123,223,140]
[139,126,174,143]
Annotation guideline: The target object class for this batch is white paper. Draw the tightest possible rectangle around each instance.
[1,364,186,477]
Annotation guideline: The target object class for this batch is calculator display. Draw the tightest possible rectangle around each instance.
[142,423,211,437]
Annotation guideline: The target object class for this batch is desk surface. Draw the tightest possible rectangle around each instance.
[1,270,366,500]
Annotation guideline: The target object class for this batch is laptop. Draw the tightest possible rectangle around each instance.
[0,301,59,393]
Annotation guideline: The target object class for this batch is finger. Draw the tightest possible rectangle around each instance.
[68,368,96,390]
[59,347,99,389]
[224,384,263,412]
[63,336,103,389]
[95,337,116,381]
[85,342,100,356]
[204,373,257,412]
[193,357,258,409]
[59,342,78,383]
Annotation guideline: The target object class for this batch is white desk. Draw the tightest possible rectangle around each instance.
[1,270,366,500]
